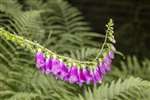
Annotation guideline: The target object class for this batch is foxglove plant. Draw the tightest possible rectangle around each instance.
[0,19,116,86]
[35,50,114,85]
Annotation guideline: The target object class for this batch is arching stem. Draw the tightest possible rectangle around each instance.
[95,32,108,61]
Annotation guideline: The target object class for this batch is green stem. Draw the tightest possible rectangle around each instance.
[95,32,108,60]
[0,28,96,66]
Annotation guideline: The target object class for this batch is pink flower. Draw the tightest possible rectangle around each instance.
[35,50,115,85]
[51,58,61,75]
[58,62,69,80]
[78,68,86,85]
[45,58,52,74]
[68,66,79,84]
[82,68,92,84]
[35,52,46,71]
[108,51,114,59]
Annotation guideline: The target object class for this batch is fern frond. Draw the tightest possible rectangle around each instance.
[67,48,98,61]
[0,0,44,41]
[38,0,104,53]
[108,56,150,81]
[0,0,22,13]
[79,77,150,100]
[0,37,80,100]
[0,0,103,56]
[45,0,91,33]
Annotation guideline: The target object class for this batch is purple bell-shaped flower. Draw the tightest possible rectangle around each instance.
[51,58,61,76]
[78,68,86,85]
[35,52,46,71]
[58,61,69,80]
[68,66,79,84]
[108,51,114,59]
[45,58,52,74]
[82,68,92,84]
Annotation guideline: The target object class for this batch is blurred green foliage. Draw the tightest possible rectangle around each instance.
[0,0,150,100]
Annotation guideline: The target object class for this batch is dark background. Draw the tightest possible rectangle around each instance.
[69,0,150,59]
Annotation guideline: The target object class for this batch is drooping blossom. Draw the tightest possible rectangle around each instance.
[45,58,52,74]
[78,68,86,85]
[68,66,79,84]
[57,61,69,80]
[108,51,114,59]
[50,58,61,75]
[35,52,46,72]
[82,68,92,84]
[35,51,114,85]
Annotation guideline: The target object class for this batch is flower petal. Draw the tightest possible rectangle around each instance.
[82,68,92,84]
[45,58,52,74]
[35,52,45,69]
[51,58,61,75]
[78,68,86,85]
[58,62,69,80]
[108,51,114,59]
[68,66,79,83]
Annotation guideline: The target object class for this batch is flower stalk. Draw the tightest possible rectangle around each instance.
[0,19,116,85]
